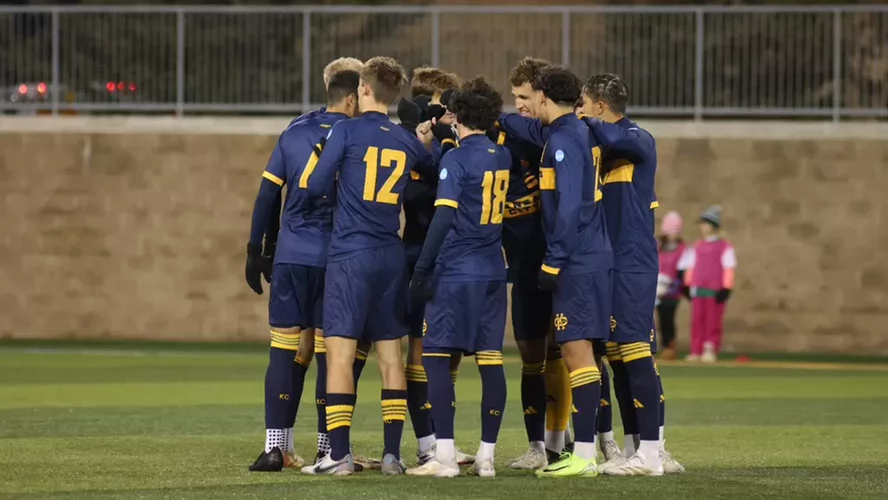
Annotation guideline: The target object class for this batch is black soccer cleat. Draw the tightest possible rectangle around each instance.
[249,447,284,472]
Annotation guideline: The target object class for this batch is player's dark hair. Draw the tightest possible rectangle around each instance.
[533,66,582,107]
[361,56,407,105]
[326,70,360,106]
[411,67,461,98]
[449,76,503,132]
[508,57,551,87]
[583,73,629,115]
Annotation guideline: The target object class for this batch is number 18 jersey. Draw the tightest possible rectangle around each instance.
[432,134,511,282]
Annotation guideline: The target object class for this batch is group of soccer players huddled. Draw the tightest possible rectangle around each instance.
[244,55,685,478]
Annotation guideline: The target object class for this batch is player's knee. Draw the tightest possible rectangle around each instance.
[407,337,424,365]
[270,326,301,352]
[518,338,547,365]
[560,340,595,372]
[449,352,463,371]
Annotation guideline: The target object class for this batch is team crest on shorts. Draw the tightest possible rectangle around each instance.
[422,319,428,336]
[610,316,617,332]
[650,329,655,342]
[554,313,568,331]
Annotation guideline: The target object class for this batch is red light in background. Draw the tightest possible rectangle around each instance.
[37,82,47,94]
[106,82,115,92]
[128,83,137,92]
[117,82,124,91]
[18,84,28,95]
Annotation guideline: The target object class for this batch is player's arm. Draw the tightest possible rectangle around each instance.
[497,112,550,147]
[409,133,443,181]
[245,140,287,294]
[583,117,653,164]
[410,157,462,298]
[305,124,347,199]
[539,134,583,287]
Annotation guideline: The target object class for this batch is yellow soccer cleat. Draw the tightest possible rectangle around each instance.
[535,452,598,478]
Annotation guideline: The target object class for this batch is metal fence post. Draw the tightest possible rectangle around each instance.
[832,9,842,123]
[176,9,185,117]
[561,10,570,67]
[51,9,60,116]
[431,10,440,67]
[302,10,312,113]
[694,9,704,122]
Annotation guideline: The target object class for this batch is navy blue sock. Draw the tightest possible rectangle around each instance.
[422,353,455,440]
[520,361,546,443]
[406,364,434,440]
[314,337,328,452]
[598,362,613,434]
[568,366,602,447]
[477,351,507,444]
[325,392,356,461]
[287,357,310,427]
[620,342,659,441]
[608,348,639,436]
[381,389,408,459]
[265,346,296,429]
[657,369,665,428]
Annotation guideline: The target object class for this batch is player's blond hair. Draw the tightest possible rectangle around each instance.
[360,56,407,105]
[323,57,364,87]
[411,67,461,98]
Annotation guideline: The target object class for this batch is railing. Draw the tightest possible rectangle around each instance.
[1,5,887,120]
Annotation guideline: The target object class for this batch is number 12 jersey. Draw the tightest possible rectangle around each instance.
[432,133,511,282]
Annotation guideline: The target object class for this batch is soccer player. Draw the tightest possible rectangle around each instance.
[511,66,613,478]
[243,70,360,472]
[404,76,511,478]
[400,67,466,465]
[579,73,683,475]
[291,57,364,125]
[301,56,437,476]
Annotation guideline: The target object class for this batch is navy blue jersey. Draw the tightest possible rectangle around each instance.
[583,117,658,273]
[432,134,510,282]
[403,137,445,247]
[538,113,612,275]
[306,111,436,261]
[262,111,349,267]
[289,107,325,126]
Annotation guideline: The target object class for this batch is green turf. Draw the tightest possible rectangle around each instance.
[1,345,888,500]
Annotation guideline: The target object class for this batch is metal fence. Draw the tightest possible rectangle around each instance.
[2,5,887,120]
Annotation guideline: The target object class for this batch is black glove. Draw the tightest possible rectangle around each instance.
[715,288,732,304]
[410,271,435,302]
[428,104,447,123]
[537,268,558,292]
[682,285,692,300]
[439,89,455,109]
[431,122,457,143]
[397,97,423,132]
[261,238,275,283]
[412,95,432,120]
[245,243,272,295]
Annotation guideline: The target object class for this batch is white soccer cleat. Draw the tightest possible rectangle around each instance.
[300,453,354,476]
[661,448,685,474]
[381,453,406,475]
[467,456,496,478]
[456,448,475,465]
[598,450,629,475]
[406,457,460,478]
[417,445,436,466]
[509,447,548,470]
[605,451,664,477]
[599,439,622,463]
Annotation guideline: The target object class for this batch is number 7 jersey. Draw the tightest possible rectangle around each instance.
[433,134,511,282]
[306,111,436,261]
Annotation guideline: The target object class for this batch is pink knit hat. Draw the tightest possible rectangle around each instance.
[661,210,683,236]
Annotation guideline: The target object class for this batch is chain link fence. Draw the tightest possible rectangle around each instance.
[1,5,886,119]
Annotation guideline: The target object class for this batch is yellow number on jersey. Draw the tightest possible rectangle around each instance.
[362,146,407,204]
[480,170,510,225]
[591,145,603,202]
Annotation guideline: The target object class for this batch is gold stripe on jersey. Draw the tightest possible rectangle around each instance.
[504,191,541,219]
[435,198,458,208]
[603,162,634,184]
[262,171,284,186]
[539,167,556,190]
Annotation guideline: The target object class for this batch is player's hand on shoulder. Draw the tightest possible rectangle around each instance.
[537,268,559,292]
[245,243,272,295]
[397,97,423,132]
[410,271,435,301]
[415,120,434,148]
[430,119,457,144]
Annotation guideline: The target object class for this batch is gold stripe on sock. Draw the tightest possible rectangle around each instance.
[325,404,354,430]
[522,362,546,375]
[405,364,428,382]
[569,366,602,388]
[476,351,504,366]
[620,342,652,363]
[294,356,310,368]
[355,349,369,361]
[270,330,300,351]
[314,335,326,354]
[381,399,407,422]
[451,370,459,383]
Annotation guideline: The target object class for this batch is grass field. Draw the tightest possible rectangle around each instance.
[1,341,888,500]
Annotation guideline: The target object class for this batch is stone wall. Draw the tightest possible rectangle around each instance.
[1,117,886,354]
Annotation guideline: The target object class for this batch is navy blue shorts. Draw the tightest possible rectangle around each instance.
[405,243,426,339]
[552,270,613,344]
[268,263,325,329]
[610,271,657,347]
[511,276,552,341]
[323,245,407,342]
[423,280,507,354]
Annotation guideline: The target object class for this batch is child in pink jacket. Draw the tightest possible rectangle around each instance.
[680,206,736,363]
[656,211,686,360]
